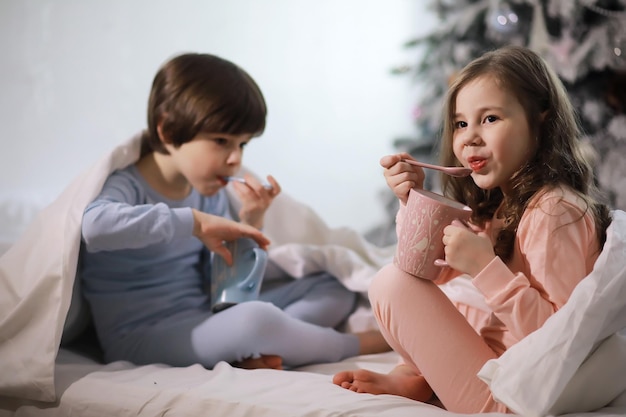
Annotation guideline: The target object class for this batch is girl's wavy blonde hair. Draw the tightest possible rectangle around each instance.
[438,45,611,261]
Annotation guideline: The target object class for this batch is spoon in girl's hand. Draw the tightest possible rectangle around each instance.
[223,176,273,190]
[402,159,472,177]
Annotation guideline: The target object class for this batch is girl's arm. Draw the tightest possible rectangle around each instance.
[472,189,598,341]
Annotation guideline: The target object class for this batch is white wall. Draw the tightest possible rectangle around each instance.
[0,0,435,235]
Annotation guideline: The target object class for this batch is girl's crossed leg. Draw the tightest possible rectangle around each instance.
[333,264,509,414]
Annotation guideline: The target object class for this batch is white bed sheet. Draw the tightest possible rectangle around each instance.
[1,349,625,417]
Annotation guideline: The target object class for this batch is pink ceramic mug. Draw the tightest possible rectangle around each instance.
[394,188,472,280]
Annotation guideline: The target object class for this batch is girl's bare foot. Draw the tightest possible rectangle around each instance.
[332,364,433,402]
[233,354,283,370]
[357,330,392,355]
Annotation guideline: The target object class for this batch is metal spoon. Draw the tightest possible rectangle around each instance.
[402,159,472,177]
[223,176,273,189]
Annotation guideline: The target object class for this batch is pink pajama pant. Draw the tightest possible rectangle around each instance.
[369,264,511,414]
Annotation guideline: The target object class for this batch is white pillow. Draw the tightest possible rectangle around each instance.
[478,210,626,416]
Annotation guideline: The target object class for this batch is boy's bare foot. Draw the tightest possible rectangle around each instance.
[332,364,433,402]
[233,354,283,370]
[356,330,392,355]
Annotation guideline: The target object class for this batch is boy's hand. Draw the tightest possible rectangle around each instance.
[380,153,425,205]
[232,174,281,229]
[191,210,270,265]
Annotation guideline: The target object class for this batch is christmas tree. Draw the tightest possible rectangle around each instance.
[367,0,626,246]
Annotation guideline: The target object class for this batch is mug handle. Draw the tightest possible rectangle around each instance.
[237,248,268,291]
[434,258,448,267]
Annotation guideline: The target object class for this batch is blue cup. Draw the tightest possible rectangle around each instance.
[210,237,268,313]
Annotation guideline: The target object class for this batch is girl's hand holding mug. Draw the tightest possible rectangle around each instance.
[441,220,495,277]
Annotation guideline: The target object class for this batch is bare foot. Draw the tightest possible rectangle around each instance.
[233,355,283,370]
[356,330,392,355]
[332,364,433,402]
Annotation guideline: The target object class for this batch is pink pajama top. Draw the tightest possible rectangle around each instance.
[407,186,601,355]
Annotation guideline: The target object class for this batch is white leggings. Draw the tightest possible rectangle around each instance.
[104,273,359,368]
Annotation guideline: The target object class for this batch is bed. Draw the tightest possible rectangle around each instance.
[1,135,626,417]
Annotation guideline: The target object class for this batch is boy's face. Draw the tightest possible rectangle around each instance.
[164,131,254,197]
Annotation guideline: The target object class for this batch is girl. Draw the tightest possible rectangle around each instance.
[333,45,612,413]
[79,53,388,371]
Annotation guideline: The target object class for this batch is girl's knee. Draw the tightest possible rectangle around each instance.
[368,264,411,307]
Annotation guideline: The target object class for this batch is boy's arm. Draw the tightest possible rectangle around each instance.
[82,200,194,252]
[81,172,194,252]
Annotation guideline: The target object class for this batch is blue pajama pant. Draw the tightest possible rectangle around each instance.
[104,272,359,368]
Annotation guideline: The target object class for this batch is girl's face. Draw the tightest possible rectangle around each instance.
[163,131,253,197]
[452,75,536,195]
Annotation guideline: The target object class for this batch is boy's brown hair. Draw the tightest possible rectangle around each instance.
[141,53,267,156]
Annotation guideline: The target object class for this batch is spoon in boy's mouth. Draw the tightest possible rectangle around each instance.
[401,159,472,177]
[222,176,273,189]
